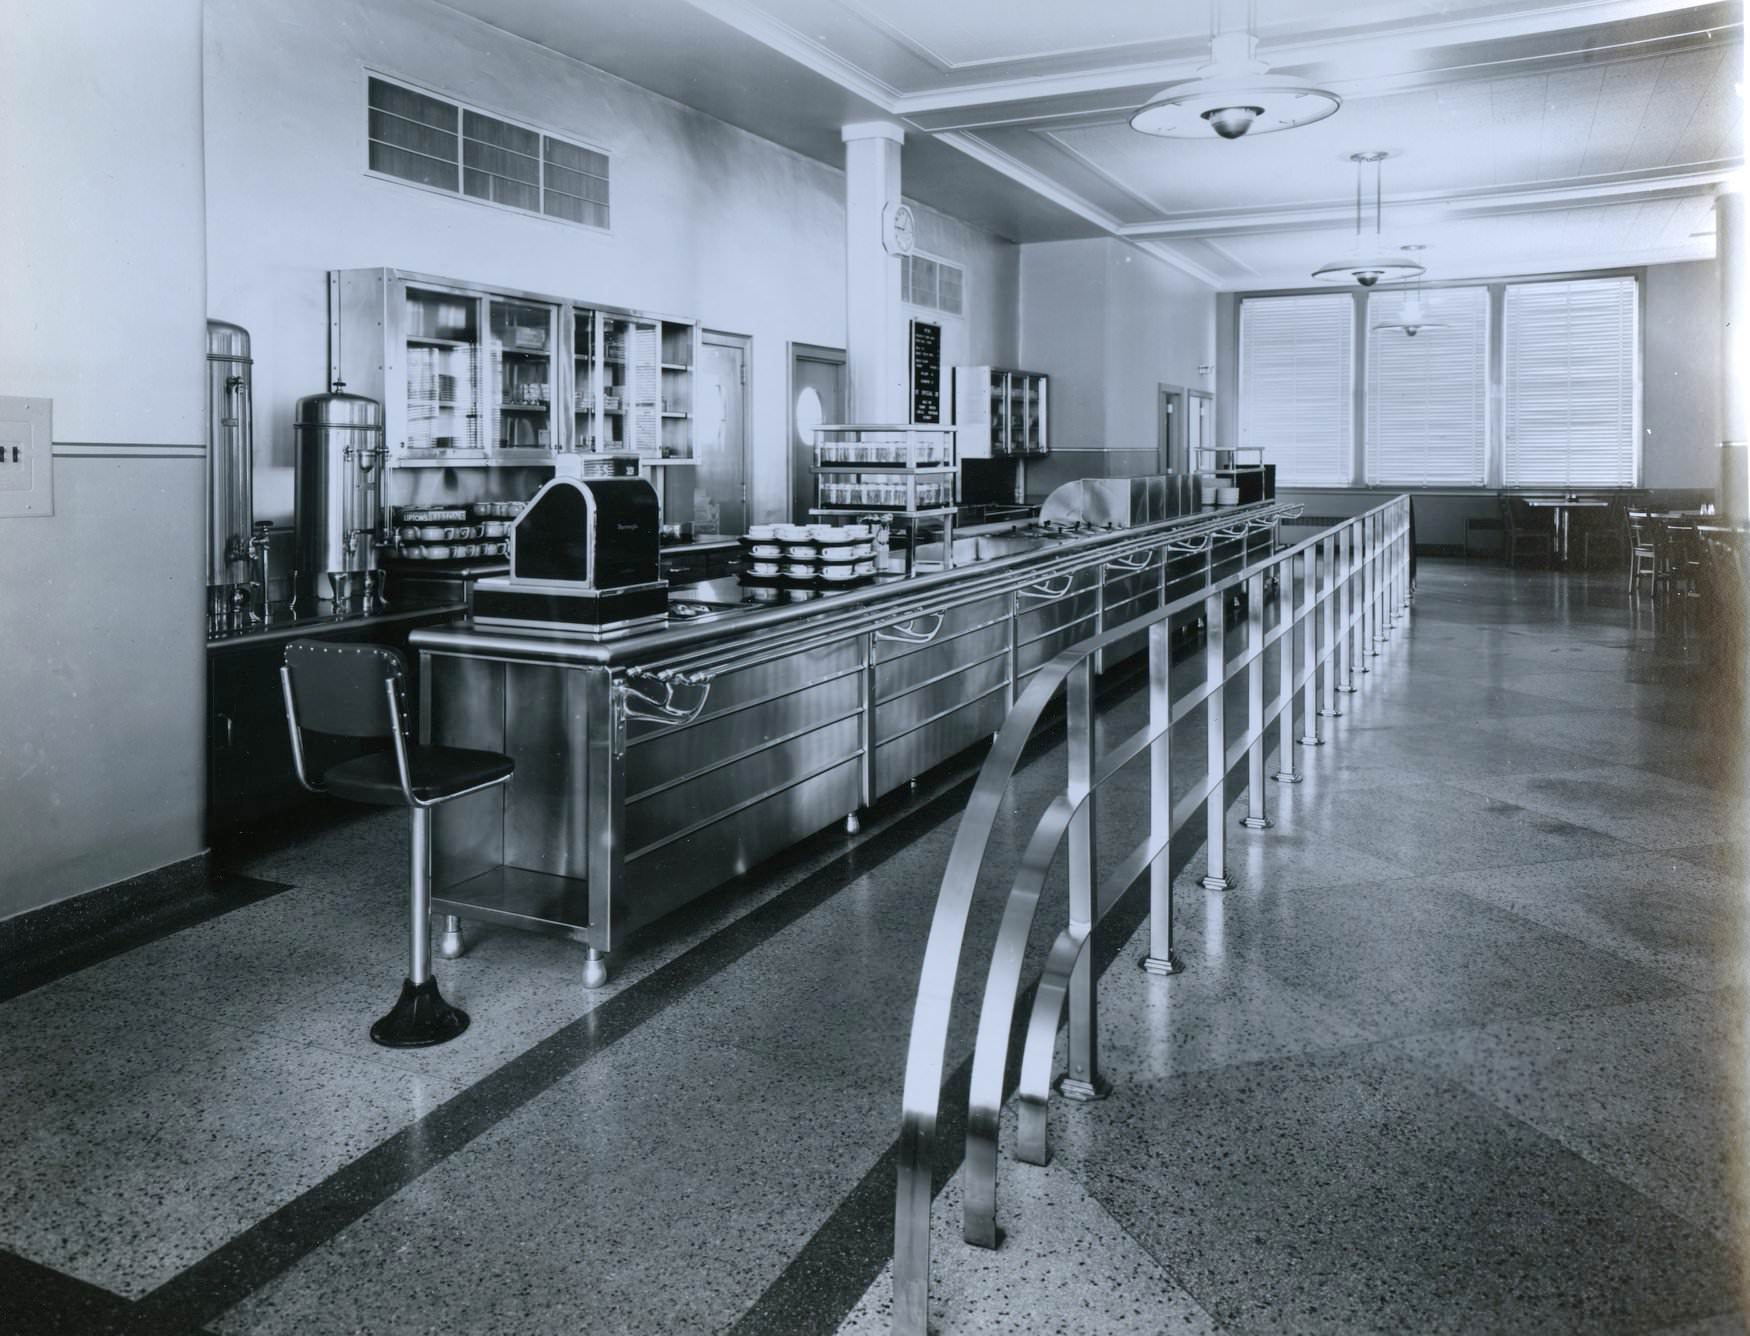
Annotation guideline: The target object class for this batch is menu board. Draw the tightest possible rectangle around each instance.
[910,319,941,424]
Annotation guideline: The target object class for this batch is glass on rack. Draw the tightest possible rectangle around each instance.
[489,299,555,449]
[404,288,480,453]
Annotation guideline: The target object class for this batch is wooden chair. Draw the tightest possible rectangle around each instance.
[1500,496,1554,568]
[1627,511,1661,595]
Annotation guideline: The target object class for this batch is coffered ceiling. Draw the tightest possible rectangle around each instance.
[436,0,1743,288]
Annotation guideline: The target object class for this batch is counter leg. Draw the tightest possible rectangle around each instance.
[436,915,464,960]
[583,947,609,989]
[845,811,861,835]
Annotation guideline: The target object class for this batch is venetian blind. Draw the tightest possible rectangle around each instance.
[1502,276,1639,487]
[1364,286,1489,485]
[1239,294,1354,485]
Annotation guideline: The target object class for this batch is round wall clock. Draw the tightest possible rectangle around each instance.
[882,201,916,256]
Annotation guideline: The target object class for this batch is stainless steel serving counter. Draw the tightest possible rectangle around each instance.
[410,500,1291,984]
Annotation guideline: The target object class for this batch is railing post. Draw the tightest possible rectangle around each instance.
[1240,570,1271,830]
[1141,620,1182,974]
[1296,544,1323,747]
[1058,657,1109,1102]
[1337,521,1358,694]
[1371,513,1387,651]
[1272,548,1301,783]
[1201,589,1231,889]
[1318,534,1341,718]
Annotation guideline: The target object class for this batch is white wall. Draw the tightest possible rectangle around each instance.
[0,0,209,919]
[203,0,1019,527]
[1018,238,1218,451]
[1102,244,1218,446]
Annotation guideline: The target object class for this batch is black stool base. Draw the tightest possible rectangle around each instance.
[370,976,470,1048]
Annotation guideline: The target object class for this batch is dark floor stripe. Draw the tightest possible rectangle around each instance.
[0,1250,148,1336]
[0,863,292,1004]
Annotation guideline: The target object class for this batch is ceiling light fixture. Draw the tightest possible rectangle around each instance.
[1371,247,1448,337]
[1129,0,1341,141]
[1312,152,1425,287]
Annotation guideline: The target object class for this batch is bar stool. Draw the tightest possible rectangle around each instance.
[279,640,514,1048]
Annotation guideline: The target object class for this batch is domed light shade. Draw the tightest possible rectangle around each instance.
[1371,252,1449,336]
[1130,29,1340,139]
[1312,152,1425,287]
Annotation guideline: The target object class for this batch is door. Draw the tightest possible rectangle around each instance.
[1158,385,1186,474]
[1187,390,1213,474]
[790,343,846,523]
[696,332,750,536]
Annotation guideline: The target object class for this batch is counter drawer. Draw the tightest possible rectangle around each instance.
[873,689,1007,799]
[873,591,1010,663]
[626,671,862,799]
[625,636,862,744]
[875,652,1008,746]
[1014,610,1100,694]
[623,755,861,938]
[626,714,860,857]
[874,619,1010,704]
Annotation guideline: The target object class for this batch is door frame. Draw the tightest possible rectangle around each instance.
[1187,388,1214,473]
[700,329,752,533]
[1157,382,1187,474]
[788,341,846,524]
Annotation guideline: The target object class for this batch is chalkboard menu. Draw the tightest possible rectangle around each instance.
[910,319,941,424]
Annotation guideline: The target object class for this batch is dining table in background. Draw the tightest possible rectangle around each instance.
[1523,494,1610,567]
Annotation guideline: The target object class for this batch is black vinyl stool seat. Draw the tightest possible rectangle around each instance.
[323,746,514,806]
[280,639,514,1048]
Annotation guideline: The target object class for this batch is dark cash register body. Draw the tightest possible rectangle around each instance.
[470,476,669,636]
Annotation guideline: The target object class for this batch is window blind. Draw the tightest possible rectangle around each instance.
[1239,294,1354,485]
[1503,276,1638,487]
[1364,285,1488,485]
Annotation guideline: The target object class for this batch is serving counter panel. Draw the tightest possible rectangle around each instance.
[411,501,1290,979]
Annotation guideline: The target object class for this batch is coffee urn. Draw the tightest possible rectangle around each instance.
[206,320,261,628]
[294,385,386,612]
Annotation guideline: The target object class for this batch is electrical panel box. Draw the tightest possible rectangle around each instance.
[0,397,52,518]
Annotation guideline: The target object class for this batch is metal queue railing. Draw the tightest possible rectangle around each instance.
[891,495,1413,1336]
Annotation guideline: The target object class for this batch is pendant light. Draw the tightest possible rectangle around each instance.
[1312,152,1425,287]
[1130,0,1340,140]
[1371,248,1448,337]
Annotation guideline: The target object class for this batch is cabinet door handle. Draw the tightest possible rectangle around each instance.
[216,712,234,750]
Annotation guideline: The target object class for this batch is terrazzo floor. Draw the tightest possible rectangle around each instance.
[3,559,1746,1335]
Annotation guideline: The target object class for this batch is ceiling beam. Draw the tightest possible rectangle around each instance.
[1117,162,1743,240]
[894,9,1739,131]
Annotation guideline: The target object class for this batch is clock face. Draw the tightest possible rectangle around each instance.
[884,202,916,255]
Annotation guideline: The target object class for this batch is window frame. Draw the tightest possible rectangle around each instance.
[1237,291,1357,487]
[1500,274,1643,489]
[1229,266,1645,493]
[361,68,613,235]
[1363,284,1491,488]
[900,249,968,318]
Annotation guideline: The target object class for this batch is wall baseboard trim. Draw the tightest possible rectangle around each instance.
[0,853,291,1003]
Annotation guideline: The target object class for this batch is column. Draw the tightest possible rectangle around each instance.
[841,121,909,423]
[1719,190,1747,525]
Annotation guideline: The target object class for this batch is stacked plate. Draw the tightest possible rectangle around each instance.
[742,523,878,588]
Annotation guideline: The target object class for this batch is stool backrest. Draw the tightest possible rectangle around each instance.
[283,641,410,739]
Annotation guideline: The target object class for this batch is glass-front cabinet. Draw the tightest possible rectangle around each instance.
[487,298,558,451]
[329,268,700,533]
[952,367,1050,458]
[332,269,697,466]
